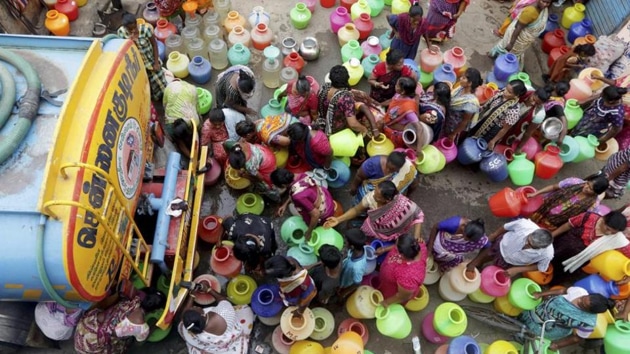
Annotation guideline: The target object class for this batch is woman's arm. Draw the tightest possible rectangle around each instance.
[592,74,616,86]
[605,160,630,181]
[349,167,368,195]
[347,114,370,136]
[305,208,322,241]
[413,222,423,241]
[368,72,386,90]
[427,223,439,251]
[381,284,414,307]
[449,112,474,141]
[514,122,540,154]
[487,122,512,151]
[357,104,380,134]
[505,21,527,53]
[598,125,622,143]
[551,221,572,238]
[454,0,468,19]
[149,34,161,71]
[529,183,560,197]
[323,204,367,228]
[504,264,538,277]
[550,335,582,351]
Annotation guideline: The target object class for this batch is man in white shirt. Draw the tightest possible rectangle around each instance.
[466,218,554,277]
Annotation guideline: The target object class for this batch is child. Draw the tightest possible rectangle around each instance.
[309,245,342,305]
[200,108,229,166]
[339,229,368,299]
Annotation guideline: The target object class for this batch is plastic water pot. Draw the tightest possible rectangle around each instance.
[420,45,443,73]
[457,137,488,165]
[290,340,324,354]
[447,336,481,354]
[468,288,495,304]
[198,215,223,243]
[251,284,284,318]
[210,242,242,278]
[309,307,335,341]
[405,284,430,312]
[330,128,364,157]
[523,264,554,286]
[281,216,308,246]
[574,274,620,298]
[280,306,316,341]
[331,331,365,353]
[422,312,449,344]
[367,134,396,157]
[287,244,319,267]
[480,265,511,297]
[588,250,630,281]
[486,340,518,354]
[375,304,412,339]
[508,278,542,310]
[439,271,468,302]
[337,318,369,346]
[308,227,344,254]
[572,134,599,163]
[566,78,593,102]
[517,187,544,218]
[346,285,383,319]
[434,137,458,163]
[493,53,519,82]
[559,135,580,162]
[564,98,583,129]
[494,294,523,316]
[534,144,563,179]
[479,151,508,182]
[604,321,630,354]
[433,302,467,337]
[507,153,535,186]
[226,274,257,305]
[488,187,527,218]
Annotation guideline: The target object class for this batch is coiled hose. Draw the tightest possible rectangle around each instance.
[0,62,17,130]
[0,47,41,165]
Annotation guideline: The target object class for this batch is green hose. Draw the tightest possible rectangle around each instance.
[0,62,17,130]
[0,47,41,165]
[36,215,77,309]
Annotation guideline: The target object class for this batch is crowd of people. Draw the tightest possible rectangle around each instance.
[32,0,630,353]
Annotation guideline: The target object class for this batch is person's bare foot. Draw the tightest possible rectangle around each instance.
[492,29,503,38]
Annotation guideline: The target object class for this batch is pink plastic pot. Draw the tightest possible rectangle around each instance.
[480,265,511,297]
[422,312,449,344]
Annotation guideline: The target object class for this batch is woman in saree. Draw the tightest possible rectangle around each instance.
[381,77,435,157]
[387,3,425,60]
[489,0,551,67]
[74,289,166,353]
[287,122,333,170]
[528,175,609,230]
[468,79,528,151]
[427,216,488,272]
[324,181,424,242]
[368,49,417,104]
[215,65,257,117]
[348,151,417,204]
[226,143,277,190]
[317,65,376,136]
[421,0,470,43]
[265,255,317,317]
[520,287,613,350]
[272,168,335,242]
[277,75,319,125]
[591,73,630,150]
[445,68,483,142]
[179,288,254,354]
[256,112,296,148]
[550,211,627,276]
[419,81,452,141]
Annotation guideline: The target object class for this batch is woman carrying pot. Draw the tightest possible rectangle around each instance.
[277,75,320,125]
[272,168,335,242]
[427,216,488,272]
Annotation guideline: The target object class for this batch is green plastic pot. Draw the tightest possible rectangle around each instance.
[433,302,468,337]
[375,304,412,339]
[308,226,344,255]
[236,192,264,215]
[280,216,308,246]
[145,308,172,342]
[508,278,542,310]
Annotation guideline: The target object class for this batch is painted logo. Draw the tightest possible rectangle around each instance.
[116,118,143,199]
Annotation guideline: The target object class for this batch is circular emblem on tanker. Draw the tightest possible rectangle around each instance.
[116,118,143,199]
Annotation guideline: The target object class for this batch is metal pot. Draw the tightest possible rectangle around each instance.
[541,117,563,141]
[299,37,320,61]
[281,37,297,57]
